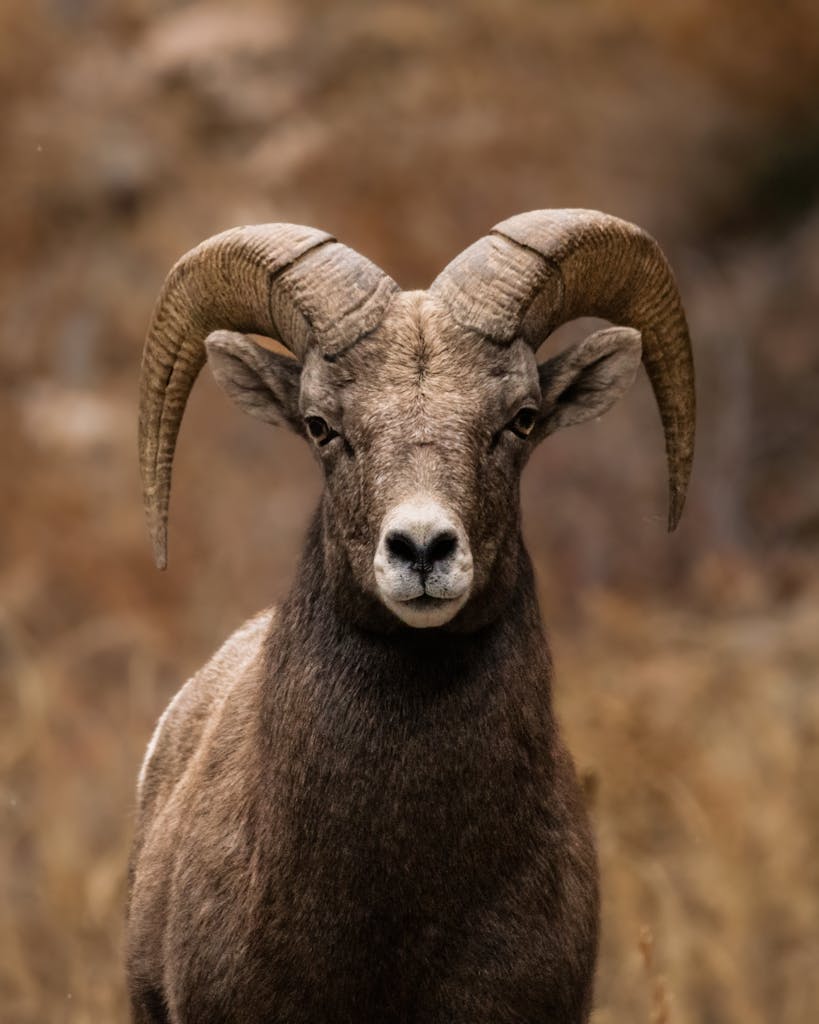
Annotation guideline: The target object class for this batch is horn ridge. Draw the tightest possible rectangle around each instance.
[433,209,696,530]
[139,224,396,568]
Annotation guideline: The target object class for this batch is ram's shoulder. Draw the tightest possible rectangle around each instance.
[136,608,276,812]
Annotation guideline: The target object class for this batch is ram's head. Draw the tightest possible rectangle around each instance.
[139,211,694,629]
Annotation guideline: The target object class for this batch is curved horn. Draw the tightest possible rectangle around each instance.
[139,223,398,569]
[430,209,695,530]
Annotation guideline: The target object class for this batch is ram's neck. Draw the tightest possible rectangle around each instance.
[259,504,553,718]
[252,507,563,934]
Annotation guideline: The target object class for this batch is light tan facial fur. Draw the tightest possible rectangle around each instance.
[207,293,642,631]
[292,292,542,626]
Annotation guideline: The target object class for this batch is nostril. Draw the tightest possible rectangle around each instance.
[425,531,457,566]
[386,531,420,567]
[385,529,458,573]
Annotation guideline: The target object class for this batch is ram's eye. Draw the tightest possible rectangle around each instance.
[507,407,538,439]
[305,416,337,446]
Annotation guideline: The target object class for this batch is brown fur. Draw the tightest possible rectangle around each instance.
[127,291,646,1022]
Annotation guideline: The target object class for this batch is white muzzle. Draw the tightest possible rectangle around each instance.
[373,496,473,628]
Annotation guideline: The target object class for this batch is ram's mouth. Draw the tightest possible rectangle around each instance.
[379,588,470,629]
[404,594,454,610]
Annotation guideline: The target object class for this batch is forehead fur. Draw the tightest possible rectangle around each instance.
[299,291,540,431]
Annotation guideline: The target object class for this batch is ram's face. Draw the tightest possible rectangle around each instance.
[205,291,641,629]
[141,215,692,625]
[298,292,542,628]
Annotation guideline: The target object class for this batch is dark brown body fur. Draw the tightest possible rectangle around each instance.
[131,211,694,1023]
[127,514,598,1023]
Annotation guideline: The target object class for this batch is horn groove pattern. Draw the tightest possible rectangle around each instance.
[431,209,695,530]
[139,224,398,568]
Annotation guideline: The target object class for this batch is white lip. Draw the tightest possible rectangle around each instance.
[379,591,470,629]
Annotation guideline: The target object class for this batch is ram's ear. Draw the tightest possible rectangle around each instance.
[537,326,642,436]
[205,331,303,433]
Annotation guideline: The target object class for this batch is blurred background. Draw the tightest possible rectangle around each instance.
[2,0,818,1020]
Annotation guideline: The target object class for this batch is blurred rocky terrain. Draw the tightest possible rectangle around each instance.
[1,1,818,1021]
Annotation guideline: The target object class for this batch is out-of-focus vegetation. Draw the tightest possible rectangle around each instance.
[1,1,817,1020]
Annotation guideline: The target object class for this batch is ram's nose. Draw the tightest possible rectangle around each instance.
[384,528,459,577]
[373,496,473,628]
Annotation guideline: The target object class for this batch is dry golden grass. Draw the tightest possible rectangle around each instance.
[557,581,819,1022]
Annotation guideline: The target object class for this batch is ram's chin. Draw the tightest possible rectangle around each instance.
[380,592,469,629]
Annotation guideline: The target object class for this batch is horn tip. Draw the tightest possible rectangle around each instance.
[149,520,168,571]
[667,489,686,532]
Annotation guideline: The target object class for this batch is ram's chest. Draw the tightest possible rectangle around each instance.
[158,697,546,1007]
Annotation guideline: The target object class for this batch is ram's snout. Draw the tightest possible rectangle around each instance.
[373,496,473,628]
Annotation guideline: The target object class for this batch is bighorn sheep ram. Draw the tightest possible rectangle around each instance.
[128,210,694,1023]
